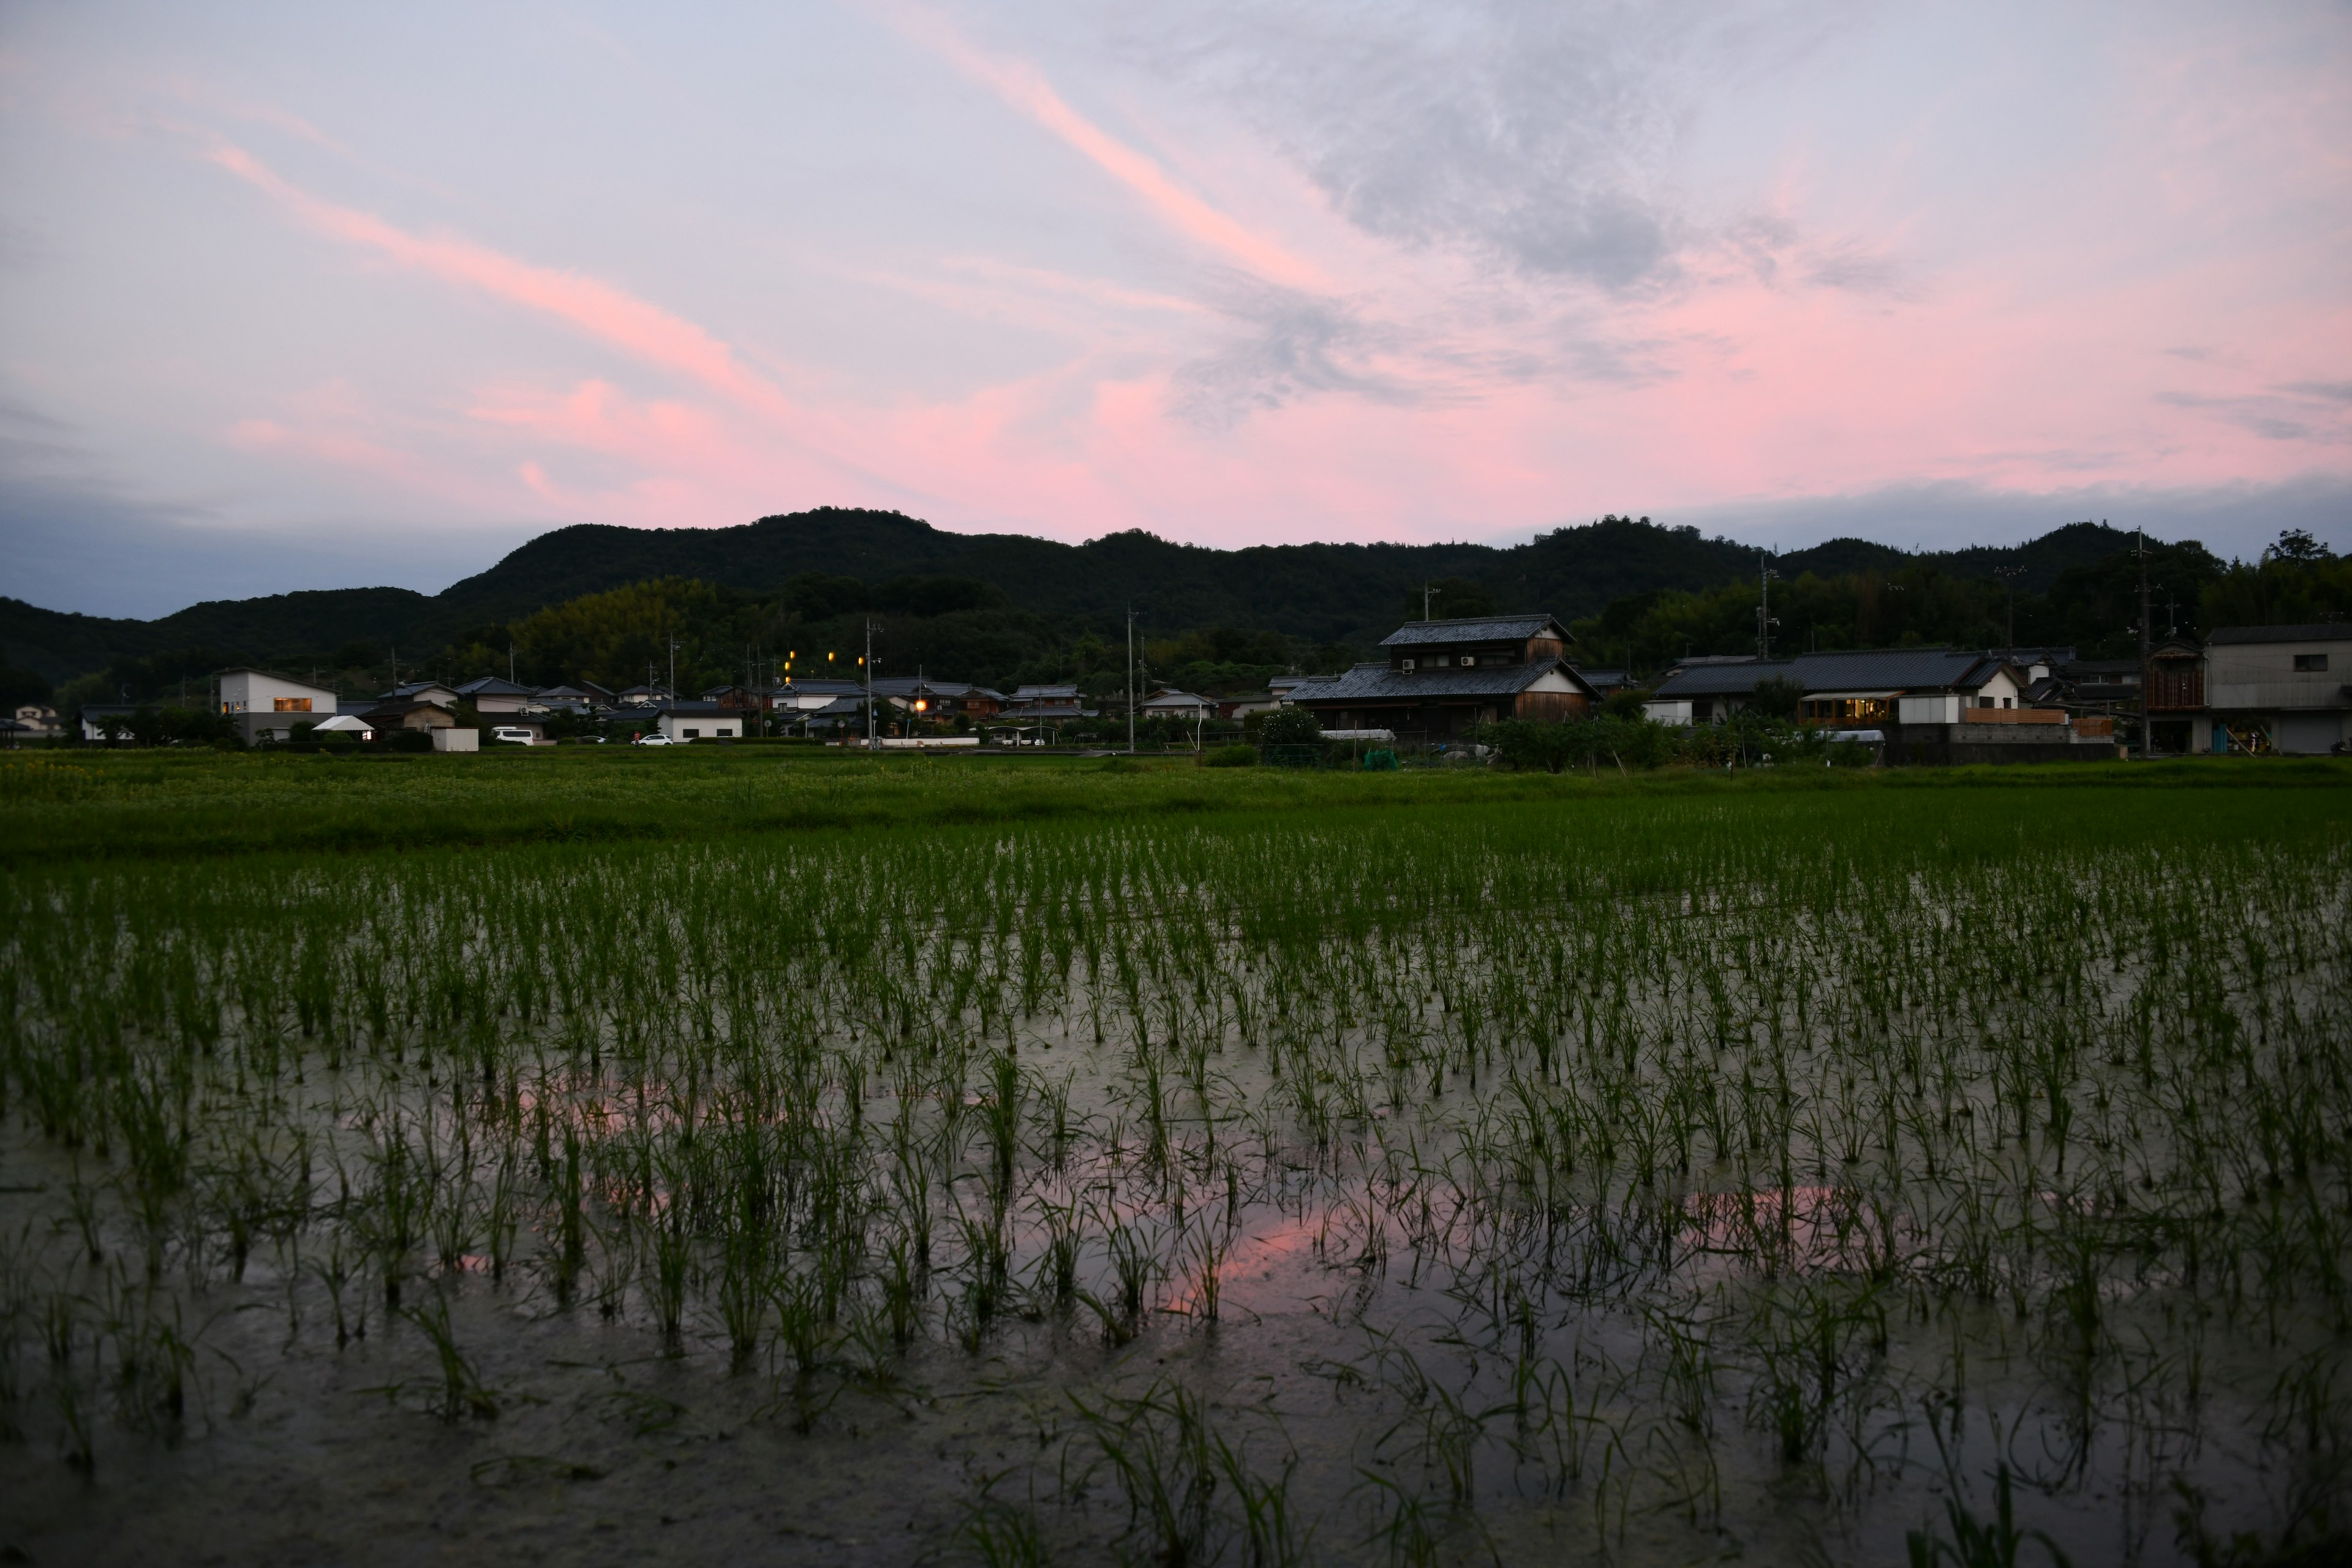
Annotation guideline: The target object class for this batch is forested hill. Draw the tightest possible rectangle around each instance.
[5,508,2139,684]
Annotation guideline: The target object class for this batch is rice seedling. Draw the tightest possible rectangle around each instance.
[0,766,2346,1562]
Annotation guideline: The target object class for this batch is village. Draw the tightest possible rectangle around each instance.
[20,610,2349,761]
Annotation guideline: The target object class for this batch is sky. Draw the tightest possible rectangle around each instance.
[2,0,2348,620]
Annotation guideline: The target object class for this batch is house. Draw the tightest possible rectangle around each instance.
[77,703,140,742]
[1573,669,1634,701]
[652,701,747,741]
[12,704,61,740]
[1002,684,1086,720]
[219,666,342,743]
[1644,649,2029,726]
[455,676,539,715]
[1218,688,1286,720]
[1645,646,2110,764]
[869,677,1006,720]
[358,698,458,733]
[1289,616,1599,740]
[771,678,865,713]
[533,685,600,715]
[1140,688,1215,721]
[798,695,869,736]
[2201,624,2352,755]
[616,685,669,707]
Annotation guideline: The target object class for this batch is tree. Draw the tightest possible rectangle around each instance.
[2265,528,2335,564]
[1750,676,1804,720]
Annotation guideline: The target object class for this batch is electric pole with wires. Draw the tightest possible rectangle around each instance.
[2135,524,2153,760]
[1994,564,2026,653]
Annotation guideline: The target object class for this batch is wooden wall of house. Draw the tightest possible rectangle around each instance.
[1513,690,1589,722]
[1524,635,1569,664]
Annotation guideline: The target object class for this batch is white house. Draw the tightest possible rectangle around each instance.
[455,676,539,715]
[1140,688,1216,720]
[654,701,745,741]
[219,667,341,743]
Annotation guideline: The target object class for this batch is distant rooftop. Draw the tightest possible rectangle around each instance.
[1379,615,1568,648]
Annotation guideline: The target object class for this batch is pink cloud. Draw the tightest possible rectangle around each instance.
[203,141,806,430]
[891,8,1328,292]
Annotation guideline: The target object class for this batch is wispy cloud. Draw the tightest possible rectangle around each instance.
[889,6,1327,291]
[201,140,805,429]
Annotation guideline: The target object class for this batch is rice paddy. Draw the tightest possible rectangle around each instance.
[1,760,2346,1564]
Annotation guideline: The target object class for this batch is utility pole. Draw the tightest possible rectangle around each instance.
[1423,582,1433,622]
[508,643,516,685]
[864,618,878,751]
[1755,553,1780,659]
[1126,606,1136,756]
[2135,523,2153,760]
[667,635,679,702]
[1994,565,2026,652]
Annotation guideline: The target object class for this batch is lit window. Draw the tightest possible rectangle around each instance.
[2294,653,2329,673]
[273,697,313,712]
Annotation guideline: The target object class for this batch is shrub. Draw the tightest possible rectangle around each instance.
[1257,707,1323,746]
[1202,745,1256,769]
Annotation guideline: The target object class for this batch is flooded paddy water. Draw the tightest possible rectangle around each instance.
[1,782,2347,1564]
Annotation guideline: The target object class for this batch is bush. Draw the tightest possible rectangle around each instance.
[386,728,434,753]
[1202,745,1256,768]
[1258,707,1323,746]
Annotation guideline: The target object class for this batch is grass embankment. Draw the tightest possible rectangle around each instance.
[2,745,2344,865]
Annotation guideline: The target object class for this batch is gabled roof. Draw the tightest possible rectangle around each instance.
[456,676,537,697]
[2207,622,2352,645]
[382,681,457,700]
[869,677,1003,699]
[1652,648,2003,698]
[1379,615,1570,648]
[654,701,747,717]
[1009,684,1080,700]
[219,665,337,692]
[1291,659,1599,704]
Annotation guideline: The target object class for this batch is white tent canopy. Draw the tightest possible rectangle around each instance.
[312,714,374,735]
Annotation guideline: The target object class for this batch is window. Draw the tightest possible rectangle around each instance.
[683,728,701,738]
[273,697,312,712]
[717,726,735,737]
[2294,653,2329,673]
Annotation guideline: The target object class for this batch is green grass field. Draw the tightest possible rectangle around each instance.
[2,745,2345,864]
[1,758,2346,1564]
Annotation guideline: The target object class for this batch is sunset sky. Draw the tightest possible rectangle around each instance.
[4,1,2348,617]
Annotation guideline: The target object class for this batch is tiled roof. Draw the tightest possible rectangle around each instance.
[1292,660,1595,703]
[457,676,537,697]
[1653,648,2001,698]
[1379,616,1567,648]
[2207,623,2352,645]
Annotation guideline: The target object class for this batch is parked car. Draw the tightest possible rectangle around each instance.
[633,733,675,746]
[490,726,537,745]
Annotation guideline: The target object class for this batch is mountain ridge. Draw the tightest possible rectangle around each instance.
[2,508,2144,684]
